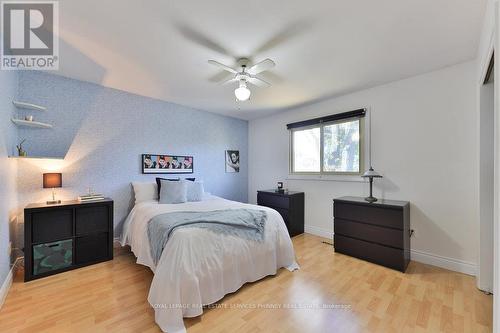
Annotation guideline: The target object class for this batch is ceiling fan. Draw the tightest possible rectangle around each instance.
[208,58,275,101]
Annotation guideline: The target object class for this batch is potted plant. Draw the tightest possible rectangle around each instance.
[16,139,27,157]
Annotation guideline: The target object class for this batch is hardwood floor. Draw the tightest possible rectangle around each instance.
[0,234,492,332]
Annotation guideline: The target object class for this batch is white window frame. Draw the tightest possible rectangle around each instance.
[289,117,365,176]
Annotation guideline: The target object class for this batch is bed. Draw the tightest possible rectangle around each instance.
[120,193,299,333]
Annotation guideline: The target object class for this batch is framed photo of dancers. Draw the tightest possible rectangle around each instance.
[142,154,194,174]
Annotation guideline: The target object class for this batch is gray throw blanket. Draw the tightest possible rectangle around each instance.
[147,209,267,265]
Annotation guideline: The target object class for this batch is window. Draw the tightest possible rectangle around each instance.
[323,119,361,173]
[292,127,320,172]
[289,111,364,175]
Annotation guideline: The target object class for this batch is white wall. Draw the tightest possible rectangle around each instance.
[249,61,478,272]
[0,70,18,306]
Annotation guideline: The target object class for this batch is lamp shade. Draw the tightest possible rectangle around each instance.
[234,80,251,101]
[43,173,62,188]
[362,167,383,178]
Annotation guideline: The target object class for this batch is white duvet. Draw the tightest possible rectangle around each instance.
[120,195,299,333]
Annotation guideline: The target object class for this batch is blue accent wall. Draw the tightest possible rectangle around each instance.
[16,71,248,235]
[0,70,18,286]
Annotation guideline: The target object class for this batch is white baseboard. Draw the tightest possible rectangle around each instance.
[304,225,476,276]
[0,269,13,310]
[410,249,476,276]
[0,257,22,310]
[304,225,333,239]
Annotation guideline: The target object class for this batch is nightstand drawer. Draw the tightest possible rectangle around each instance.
[76,205,110,235]
[257,193,290,209]
[75,233,109,264]
[334,202,403,230]
[334,218,403,249]
[33,239,73,276]
[273,207,289,224]
[32,209,73,243]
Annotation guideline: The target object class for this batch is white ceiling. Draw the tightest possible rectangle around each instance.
[55,0,486,120]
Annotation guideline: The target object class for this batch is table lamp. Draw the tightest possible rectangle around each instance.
[362,109,383,203]
[361,167,382,203]
[43,173,62,204]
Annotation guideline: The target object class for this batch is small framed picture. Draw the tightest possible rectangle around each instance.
[142,154,193,174]
[225,150,240,173]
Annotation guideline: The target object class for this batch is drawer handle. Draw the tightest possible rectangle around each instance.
[47,244,59,248]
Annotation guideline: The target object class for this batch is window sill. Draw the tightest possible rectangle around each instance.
[286,174,366,183]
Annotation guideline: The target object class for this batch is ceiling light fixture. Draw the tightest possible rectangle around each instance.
[208,58,275,103]
[234,80,251,101]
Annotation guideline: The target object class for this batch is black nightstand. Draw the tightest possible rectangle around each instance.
[24,199,114,281]
[257,190,304,237]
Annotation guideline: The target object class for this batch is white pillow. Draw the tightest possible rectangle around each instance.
[186,181,204,202]
[159,179,188,204]
[132,182,158,204]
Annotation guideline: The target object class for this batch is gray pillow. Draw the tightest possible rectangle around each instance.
[186,181,204,202]
[159,179,187,204]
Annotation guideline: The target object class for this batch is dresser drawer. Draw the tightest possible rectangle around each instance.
[257,193,290,209]
[76,205,109,235]
[334,235,405,272]
[32,209,73,243]
[334,202,403,230]
[273,207,294,235]
[334,218,404,249]
[273,207,289,224]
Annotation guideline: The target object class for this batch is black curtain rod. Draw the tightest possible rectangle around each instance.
[286,108,366,130]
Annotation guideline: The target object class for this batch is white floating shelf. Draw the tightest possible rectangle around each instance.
[8,155,64,160]
[11,118,53,129]
[12,100,46,112]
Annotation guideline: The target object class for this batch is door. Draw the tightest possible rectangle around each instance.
[479,56,494,293]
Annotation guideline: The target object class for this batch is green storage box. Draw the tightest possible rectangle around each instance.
[33,239,73,275]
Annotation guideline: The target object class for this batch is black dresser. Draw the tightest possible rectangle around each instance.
[257,190,304,237]
[24,199,114,281]
[333,196,410,272]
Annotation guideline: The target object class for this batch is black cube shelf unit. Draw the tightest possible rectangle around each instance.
[24,199,114,282]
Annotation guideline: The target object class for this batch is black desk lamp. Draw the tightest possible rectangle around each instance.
[361,167,382,203]
[362,109,383,203]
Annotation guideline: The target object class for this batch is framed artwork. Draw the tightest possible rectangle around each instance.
[142,154,194,174]
[225,150,240,173]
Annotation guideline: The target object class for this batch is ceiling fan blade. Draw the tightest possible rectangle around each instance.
[220,76,238,85]
[175,23,231,56]
[247,58,275,75]
[247,76,271,87]
[208,71,234,83]
[208,60,238,74]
